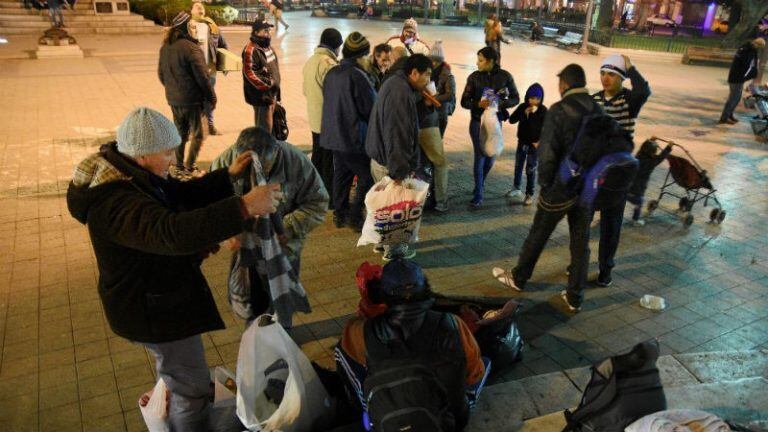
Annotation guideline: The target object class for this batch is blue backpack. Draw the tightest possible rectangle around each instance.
[557,102,639,209]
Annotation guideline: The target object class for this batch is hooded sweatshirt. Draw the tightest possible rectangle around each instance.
[509,83,548,145]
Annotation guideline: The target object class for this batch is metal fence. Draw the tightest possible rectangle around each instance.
[589,31,733,54]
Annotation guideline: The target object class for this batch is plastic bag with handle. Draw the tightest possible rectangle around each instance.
[480,101,504,158]
[236,315,333,431]
[139,378,169,432]
[357,176,429,247]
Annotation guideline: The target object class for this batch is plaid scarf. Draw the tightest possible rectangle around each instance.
[229,153,310,328]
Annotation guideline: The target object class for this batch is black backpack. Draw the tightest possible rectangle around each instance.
[557,102,637,207]
[363,312,467,432]
[272,101,289,141]
[562,340,667,432]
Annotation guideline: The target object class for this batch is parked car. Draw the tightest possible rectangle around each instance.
[647,14,676,27]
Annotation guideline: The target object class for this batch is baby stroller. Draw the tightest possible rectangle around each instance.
[646,138,725,227]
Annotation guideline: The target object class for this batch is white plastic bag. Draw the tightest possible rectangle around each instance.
[480,103,504,158]
[625,409,730,432]
[357,176,429,247]
[210,367,241,432]
[236,315,332,432]
[139,378,169,432]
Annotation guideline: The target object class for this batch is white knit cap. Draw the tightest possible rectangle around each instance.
[403,18,418,33]
[600,54,627,79]
[116,107,181,157]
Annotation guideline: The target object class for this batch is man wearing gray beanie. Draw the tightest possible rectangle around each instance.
[67,107,283,431]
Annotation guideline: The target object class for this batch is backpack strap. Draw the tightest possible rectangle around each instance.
[579,152,638,208]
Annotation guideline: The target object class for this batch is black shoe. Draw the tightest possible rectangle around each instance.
[208,124,220,135]
[596,271,613,287]
[333,214,347,229]
[348,218,364,233]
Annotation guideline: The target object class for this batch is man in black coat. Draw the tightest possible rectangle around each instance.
[320,32,377,231]
[67,107,282,431]
[158,12,216,176]
[720,37,766,125]
[492,64,603,313]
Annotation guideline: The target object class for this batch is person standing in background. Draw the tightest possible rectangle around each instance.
[190,1,228,136]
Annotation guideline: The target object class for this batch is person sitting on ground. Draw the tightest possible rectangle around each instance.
[531,21,544,42]
[335,258,485,432]
[507,82,548,207]
[387,18,430,56]
[626,138,672,226]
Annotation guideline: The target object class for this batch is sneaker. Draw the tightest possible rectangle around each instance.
[208,125,220,135]
[523,194,533,206]
[560,290,582,312]
[468,199,482,210]
[434,202,449,213]
[492,267,523,291]
[632,218,646,227]
[595,271,613,287]
[373,244,385,254]
[333,214,347,229]
[505,188,524,199]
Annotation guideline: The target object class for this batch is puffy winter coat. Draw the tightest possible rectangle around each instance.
[460,65,520,121]
[158,33,216,107]
[302,46,339,133]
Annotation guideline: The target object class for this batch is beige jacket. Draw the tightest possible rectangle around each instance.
[302,46,339,133]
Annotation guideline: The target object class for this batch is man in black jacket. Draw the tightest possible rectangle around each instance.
[366,54,431,261]
[460,46,519,208]
[720,38,766,125]
[243,21,281,133]
[321,32,377,231]
[492,64,602,313]
[67,107,282,431]
[158,11,216,177]
[591,54,651,287]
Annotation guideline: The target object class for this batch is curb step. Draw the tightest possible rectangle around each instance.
[466,350,768,431]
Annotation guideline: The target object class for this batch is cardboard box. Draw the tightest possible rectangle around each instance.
[216,48,242,72]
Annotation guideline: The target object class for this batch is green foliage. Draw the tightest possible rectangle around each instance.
[131,0,238,26]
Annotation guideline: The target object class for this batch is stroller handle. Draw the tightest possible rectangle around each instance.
[649,137,705,173]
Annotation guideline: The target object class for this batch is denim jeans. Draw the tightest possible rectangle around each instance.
[514,200,592,307]
[595,198,627,275]
[513,143,538,196]
[720,82,744,122]
[171,105,205,169]
[332,150,373,222]
[469,119,497,204]
[627,192,643,221]
[141,335,211,432]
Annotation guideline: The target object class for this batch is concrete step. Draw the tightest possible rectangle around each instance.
[0,25,161,34]
[0,2,99,10]
[0,19,155,28]
[0,13,146,21]
[466,349,768,431]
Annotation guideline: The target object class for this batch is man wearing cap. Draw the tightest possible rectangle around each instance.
[158,11,217,177]
[493,64,603,313]
[66,107,283,430]
[302,28,343,206]
[335,259,485,430]
[366,54,433,261]
[243,20,281,133]
[387,18,431,56]
[591,54,651,287]
[320,32,377,232]
[190,1,229,136]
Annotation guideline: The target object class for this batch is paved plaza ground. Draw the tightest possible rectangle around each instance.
[1,12,768,431]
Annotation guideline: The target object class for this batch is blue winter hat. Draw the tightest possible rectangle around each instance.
[525,82,544,103]
[381,258,426,300]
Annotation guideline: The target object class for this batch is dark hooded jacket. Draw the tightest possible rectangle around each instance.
[728,42,761,84]
[66,143,246,343]
[460,64,520,121]
[158,29,216,107]
[509,83,548,145]
[243,34,281,106]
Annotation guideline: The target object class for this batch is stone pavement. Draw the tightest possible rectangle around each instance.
[0,12,767,431]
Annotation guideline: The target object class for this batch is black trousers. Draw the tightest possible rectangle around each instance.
[595,198,627,275]
[170,104,205,168]
[311,132,335,209]
[514,201,592,307]
[331,150,373,222]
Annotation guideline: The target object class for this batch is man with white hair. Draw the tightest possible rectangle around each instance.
[387,18,430,56]
[67,107,283,431]
[591,54,651,287]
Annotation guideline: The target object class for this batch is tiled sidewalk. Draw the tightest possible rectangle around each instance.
[1,14,768,431]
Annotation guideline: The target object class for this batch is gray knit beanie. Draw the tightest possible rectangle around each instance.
[116,107,181,157]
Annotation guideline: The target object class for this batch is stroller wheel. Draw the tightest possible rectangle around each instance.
[647,200,659,214]
[717,210,726,224]
[679,197,692,212]
[683,214,694,227]
[710,208,720,222]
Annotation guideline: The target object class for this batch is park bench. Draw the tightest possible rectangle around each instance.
[324,6,350,18]
[506,21,531,39]
[681,46,735,65]
[556,31,582,48]
[444,15,469,26]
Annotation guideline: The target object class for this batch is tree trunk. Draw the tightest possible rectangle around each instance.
[724,0,768,46]
[597,0,614,29]
[633,0,651,31]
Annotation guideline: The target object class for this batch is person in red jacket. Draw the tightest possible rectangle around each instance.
[243,21,281,133]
